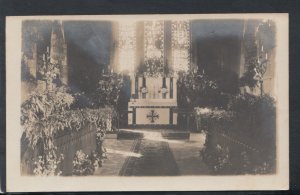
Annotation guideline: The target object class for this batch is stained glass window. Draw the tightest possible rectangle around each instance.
[118,22,136,73]
[144,21,165,75]
[171,21,190,72]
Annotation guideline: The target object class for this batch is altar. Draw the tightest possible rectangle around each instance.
[128,75,178,126]
[110,20,191,127]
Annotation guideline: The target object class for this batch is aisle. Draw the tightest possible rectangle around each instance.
[119,139,179,176]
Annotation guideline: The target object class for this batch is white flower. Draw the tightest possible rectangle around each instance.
[161,87,168,94]
[141,87,148,94]
[195,107,211,115]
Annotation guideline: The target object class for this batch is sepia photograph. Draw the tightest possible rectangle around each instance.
[6,14,289,191]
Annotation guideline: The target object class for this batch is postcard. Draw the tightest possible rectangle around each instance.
[6,14,289,191]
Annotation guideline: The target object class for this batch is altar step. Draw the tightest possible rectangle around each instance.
[117,131,143,139]
[117,129,190,140]
[161,132,190,140]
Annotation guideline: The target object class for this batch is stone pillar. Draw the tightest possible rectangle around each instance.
[61,43,68,85]
[50,20,68,85]
[27,43,37,79]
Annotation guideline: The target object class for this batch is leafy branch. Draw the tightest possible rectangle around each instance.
[94,72,124,109]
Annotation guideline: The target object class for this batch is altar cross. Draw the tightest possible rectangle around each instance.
[147,110,159,123]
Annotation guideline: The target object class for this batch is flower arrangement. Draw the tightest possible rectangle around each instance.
[201,143,231,173]
[161,87,168,94]
[72,150,95,176]
[177,70,220,108]
[33,147,64,176]
[195,107,235,123]
[141,87,148,94]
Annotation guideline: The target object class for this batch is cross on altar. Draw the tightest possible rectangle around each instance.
[147,110,159,123]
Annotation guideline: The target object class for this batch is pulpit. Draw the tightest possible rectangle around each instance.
[128,75,178,126]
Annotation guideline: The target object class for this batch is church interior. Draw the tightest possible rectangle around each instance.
[21,18,275,129]
[19,16,278,177]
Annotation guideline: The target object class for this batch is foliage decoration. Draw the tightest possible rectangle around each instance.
[95,72,124,108]
[21,84,113,175]
[72,150,95,176]
[195,107,235,124]
[201,144,231,173]
[177,69,219,108]
[33,147,64,176]
[137,60,174,78]
[37,49,62,89]
[199,93,276,174]
[21,86,75,147]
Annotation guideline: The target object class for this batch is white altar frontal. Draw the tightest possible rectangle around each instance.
[128,75,178,126]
